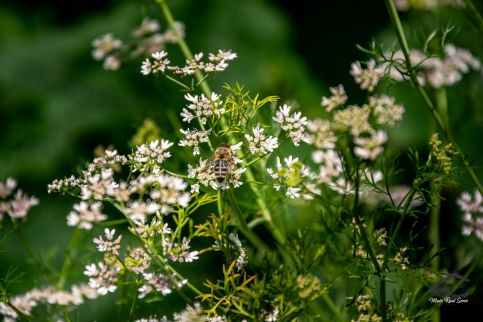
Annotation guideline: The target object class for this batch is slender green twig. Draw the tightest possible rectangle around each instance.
[56,228,82,289]
[384,0,483,196]
[155,0,286,245]
[463,0,483,36]
[351,163,386,321]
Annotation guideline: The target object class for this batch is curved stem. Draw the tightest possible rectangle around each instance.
[384,0,483,196]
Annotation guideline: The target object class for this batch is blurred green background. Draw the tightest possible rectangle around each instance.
[0,0,482,320]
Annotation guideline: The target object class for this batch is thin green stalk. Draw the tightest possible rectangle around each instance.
[56,228,82,289]
[351,164,386,321]
[155,0,213,151]
[155,0,286,245]
[227,190,273,257]
[321,292,344,322]
[384,0,483,196]
[463,0,483,36]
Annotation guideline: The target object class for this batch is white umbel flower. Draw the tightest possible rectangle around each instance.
[179,128,212,155]
[273,104,310,146]
[244,124,279,155]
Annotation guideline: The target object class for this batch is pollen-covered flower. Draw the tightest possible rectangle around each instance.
[333,105,372,136]
[368,95,405,127]
[125,247,151,274]
[93,228,122,256]
[429,133,456,174]
[92,33,122,61]
[307,119,337,149]
[179,128,211,155]
[141,51,171,75]
[350,59,385,91]
[354,130,388,160]
[131,139,173,173]
[181,92,224,125]
[84,262,120,295]
[267,156,317,200]
[273,104,310,146]
[321,84,348,112]
[67,201,107,230]
[244,124,279,155]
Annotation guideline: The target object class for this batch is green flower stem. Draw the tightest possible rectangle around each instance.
[155,0,286,245]
[155,0,213,151]
[352,163,386,321]
[320,292,344,322]
[56,227,82,289]
[463,0,483,36]
[227,190,277,261]
[384,0,483,197]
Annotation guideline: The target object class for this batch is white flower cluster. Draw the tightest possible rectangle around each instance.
[168,50,237,76]
[321,85,348,112]
[125,247,151,274]
[179,128,212,155]
[328,92,404,161]
[368,95,405,127]
[49,141,191,229]
[267,156,319,200]
[387,44,481,88]
[91,33,123,70]
[138,273,174,299]
[67,201,107,230]
[0,178,39,222]
[181,92,225,125]
[273,104,310,146]
[133,217,172,240]
[141,50,237,77]
[130,139,174,172]
[163,237,199,263]
[141,51,171,75]
[84,262,120,295]
[131,174,191,217]
[350,59,385,92]
[244,124,279,155]
[92,19,184,71]
[1,284,98,318]
[93,228,122,255]
[457,190,483,241]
